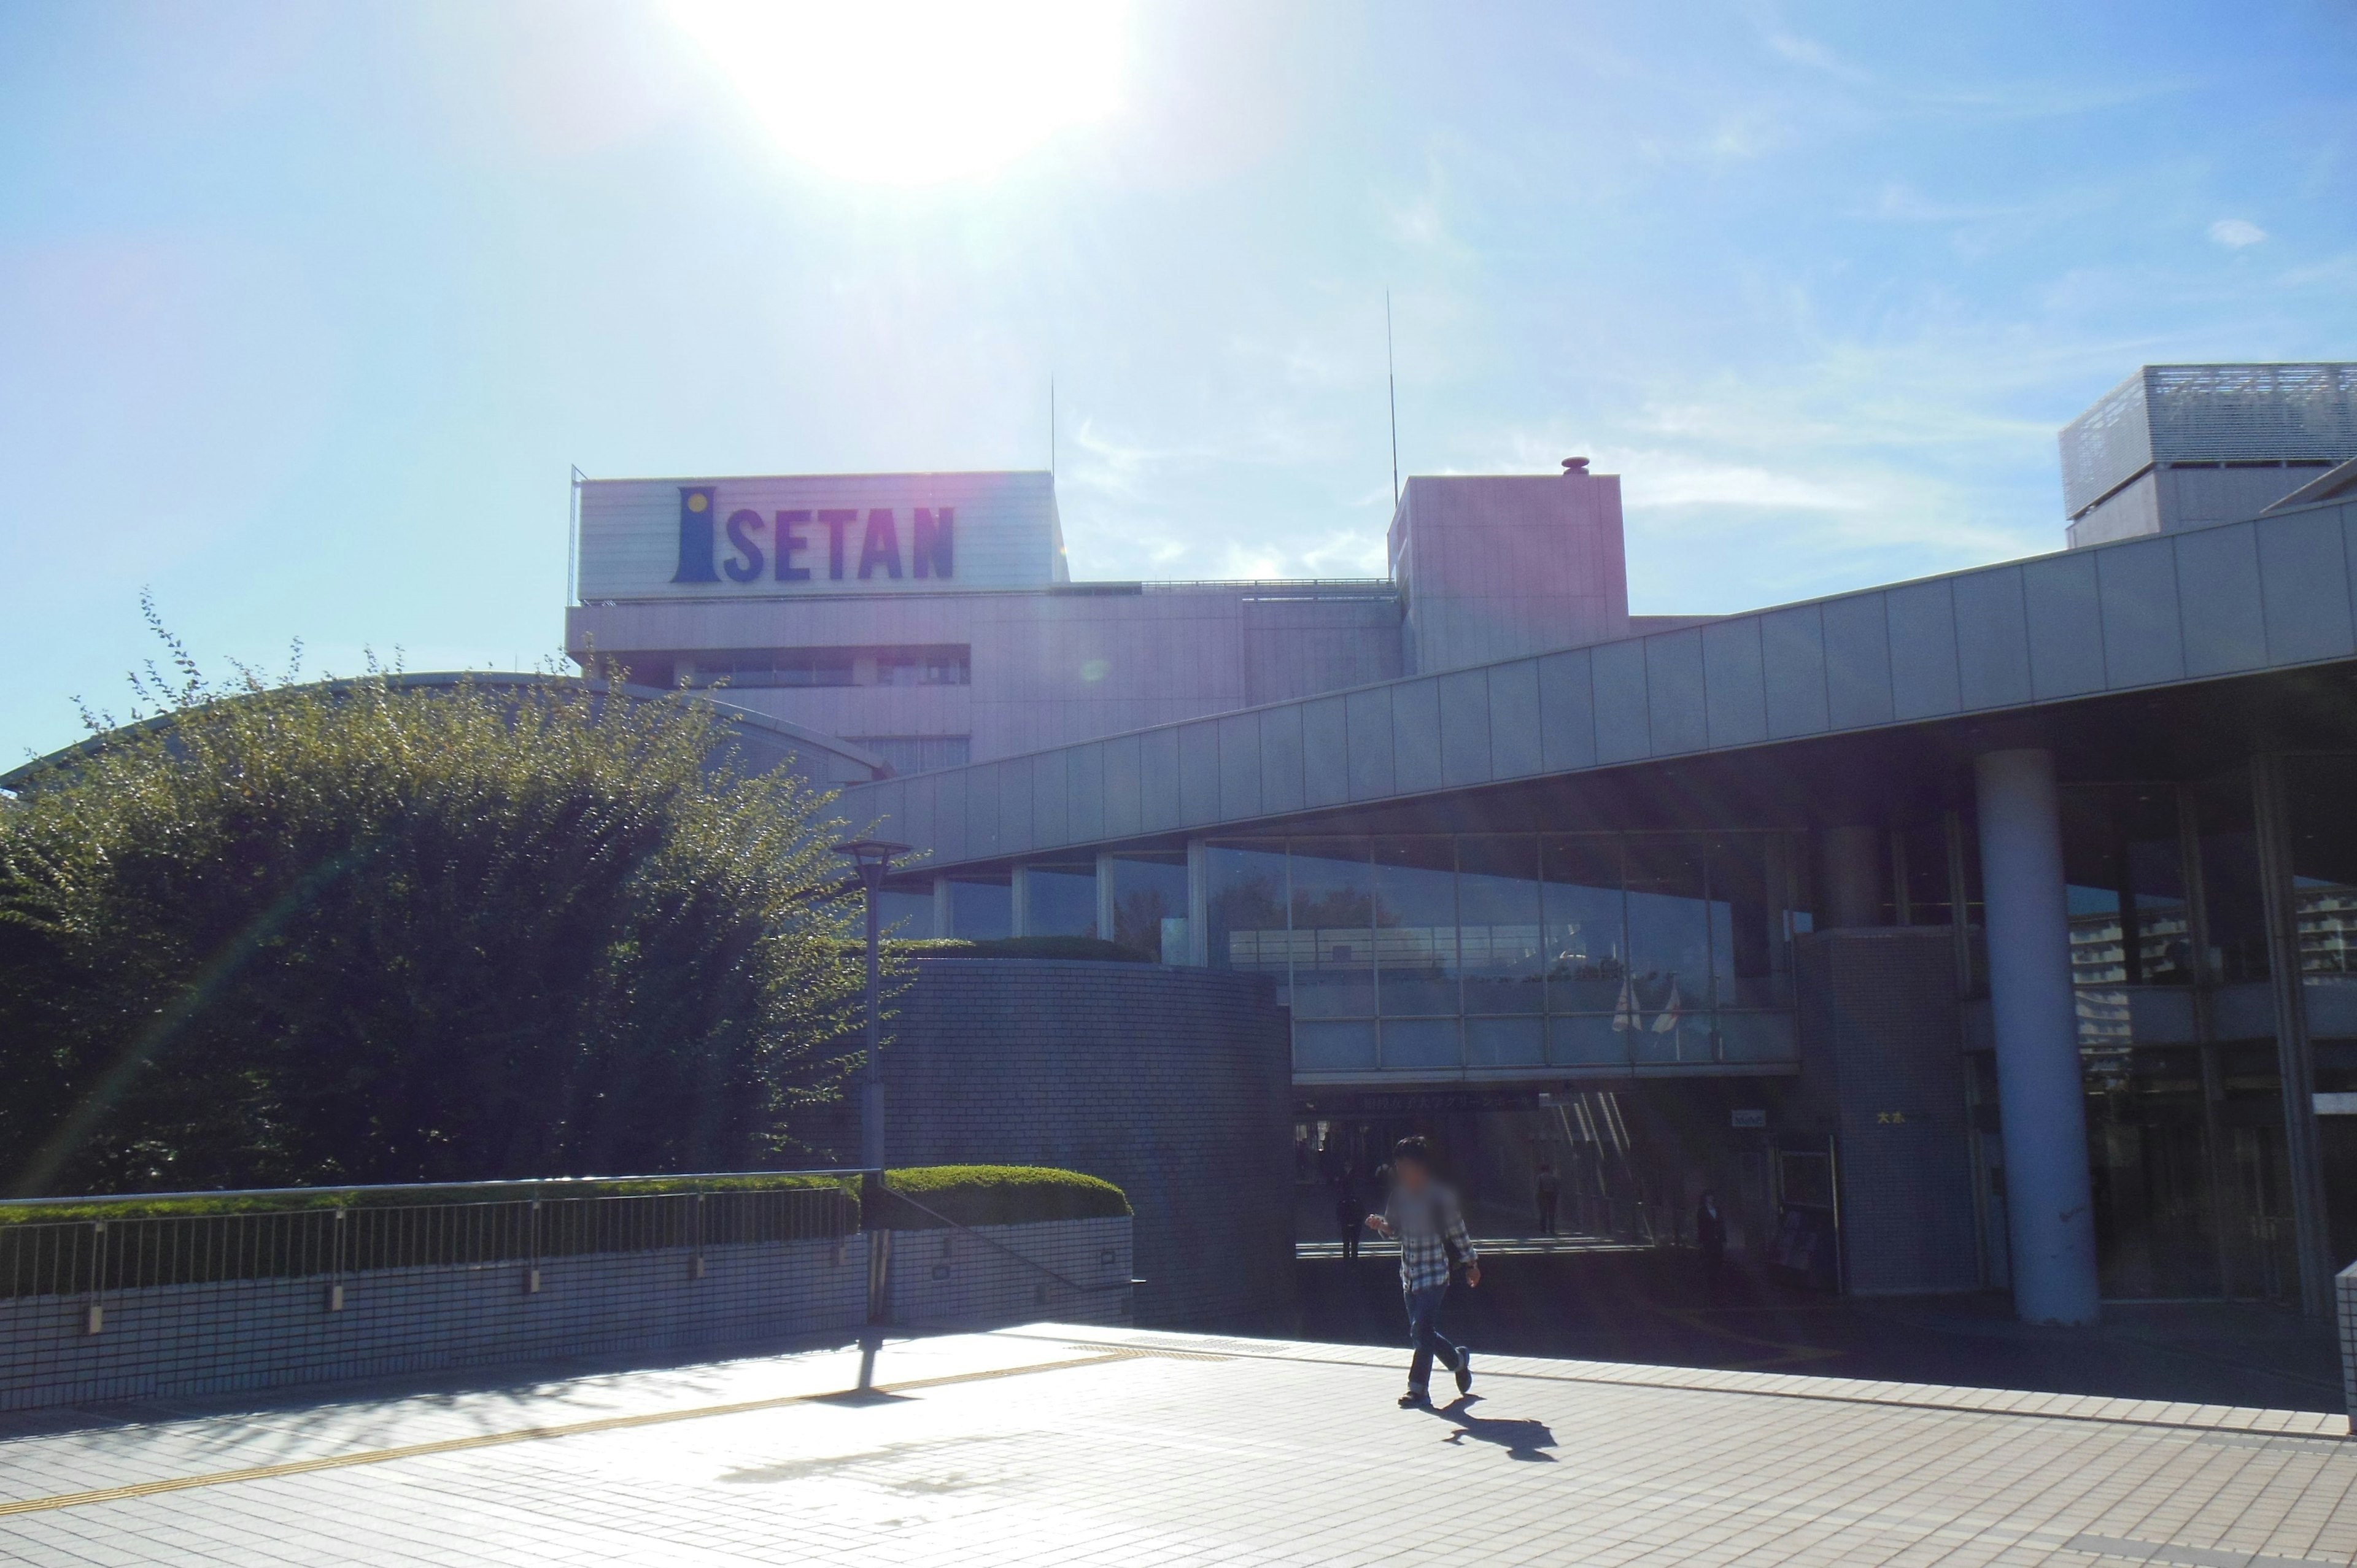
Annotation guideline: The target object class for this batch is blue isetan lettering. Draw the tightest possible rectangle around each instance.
[857,508,902,579]
[912,507,953,579]
[722,509,765,582]
[774,509,812,581]
[819,509,856,580]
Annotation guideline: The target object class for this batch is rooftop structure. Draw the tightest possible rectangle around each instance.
[2061,363,2357,547]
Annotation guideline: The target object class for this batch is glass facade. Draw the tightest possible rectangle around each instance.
[1108,852,1188,962]
[2055,768,2357,1300]
[1207,833,1803,1074]
[1022,862,1098,938]
[945,873,1012,940]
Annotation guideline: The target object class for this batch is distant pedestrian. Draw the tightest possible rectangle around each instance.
[1695,1189,1727,1291]
[1363,1136,1479,1407]
[1533,1161,1560,1236]
[1334,1165,1366,1260]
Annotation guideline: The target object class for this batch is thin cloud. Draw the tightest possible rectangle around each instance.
[2208,218,2267,248]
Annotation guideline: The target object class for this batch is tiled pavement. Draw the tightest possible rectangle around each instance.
[1,1323,2351,1566]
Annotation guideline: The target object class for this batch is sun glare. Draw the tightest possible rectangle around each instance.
[669,1,1125,185]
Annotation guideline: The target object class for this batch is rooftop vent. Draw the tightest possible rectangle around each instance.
[1562,457,1590,474]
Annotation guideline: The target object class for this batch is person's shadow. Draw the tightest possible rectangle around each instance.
[1422,1396,1557,1461]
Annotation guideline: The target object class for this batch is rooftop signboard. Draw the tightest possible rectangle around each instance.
[575,471,1066,601]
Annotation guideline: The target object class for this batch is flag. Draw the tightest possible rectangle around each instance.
[1612,976,1636,1032]
[1652,981,1685,1034]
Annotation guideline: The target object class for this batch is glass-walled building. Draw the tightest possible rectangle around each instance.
[819,364,2357,1323]
[1202,833,1805,1075]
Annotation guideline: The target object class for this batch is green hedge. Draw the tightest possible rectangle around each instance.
[875,1165,1131,1229]
[0,1167,1126,1230]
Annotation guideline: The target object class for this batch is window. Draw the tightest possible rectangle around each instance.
[670,644,969,690]
[1022,862,1099,938]
[683,649,855,687]
[1109,854,1188,962]
[875,646,971,686]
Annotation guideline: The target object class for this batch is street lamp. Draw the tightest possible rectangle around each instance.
[832,838,911,1175]
[834,838,908,1395]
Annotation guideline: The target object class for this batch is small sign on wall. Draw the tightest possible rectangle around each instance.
[1730,1108,1767,1129]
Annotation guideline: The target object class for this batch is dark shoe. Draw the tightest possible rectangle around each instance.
[1399,1388,1429,1408]
[1454,1353,1473,1396]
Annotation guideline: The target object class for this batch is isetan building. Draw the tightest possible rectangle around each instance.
[566,364,2357,1330]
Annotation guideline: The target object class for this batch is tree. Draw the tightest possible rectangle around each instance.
[0,638,868,1195]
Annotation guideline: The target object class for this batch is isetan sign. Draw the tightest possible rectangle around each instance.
[669,487,954,584]
[573,471,1063,600]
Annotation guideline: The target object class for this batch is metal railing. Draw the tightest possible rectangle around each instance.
[0,1173,860,1303]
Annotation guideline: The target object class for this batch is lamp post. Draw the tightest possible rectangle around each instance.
[833,838,910,1175]
[834,838,908,1394]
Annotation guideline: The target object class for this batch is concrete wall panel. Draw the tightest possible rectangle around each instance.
[1487,660,1543,778]
[1391,678,1444,794]
[2022,551,2108,699]
[1345,688,1396,800]
[1438,669,1493,786]
[1029,751,1069,850]
[1066,743,1104,844]
[1259,705,1306,817]
[1821,592,1895,730]
[1177,721,1222,827]
[1301,695,1350,807]
[1701,618,1767,749]
[1759,604,1831,738]
[2094,535,2185,689]
[965,764,1002,859]
[2175,522,2269,678]
[1951,566,2034,710]
[1536,649,1597,772]
[1101,734,1142,840]
[996,760,1032,855]
[1591,638,1652,763]
[1643,629,1709,755]
[1137,729,1180,832]
[1218,713,1263,822]
[2258,509,2357,665]
[1885,580,1962,720]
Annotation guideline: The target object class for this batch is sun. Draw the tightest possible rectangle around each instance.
[669,1,1126,185]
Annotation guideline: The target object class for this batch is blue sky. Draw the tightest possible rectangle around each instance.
[2,1,2353,762]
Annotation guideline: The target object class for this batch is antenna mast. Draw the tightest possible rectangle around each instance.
[1385,292,1399,508]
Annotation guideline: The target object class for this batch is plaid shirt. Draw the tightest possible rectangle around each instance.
[1385,1183,1476,1293]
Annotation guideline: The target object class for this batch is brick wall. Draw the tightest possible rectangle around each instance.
[863,959,1294,1330]
[1794,929,1981,1296]
[0,1216,1129,1414]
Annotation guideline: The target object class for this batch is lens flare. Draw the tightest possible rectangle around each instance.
[670,0,1124,185]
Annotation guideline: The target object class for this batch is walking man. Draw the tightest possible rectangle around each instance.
[1363,1136,1479,1407]
[1533,1160,1560,1236]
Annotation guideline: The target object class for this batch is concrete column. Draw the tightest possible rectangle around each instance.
[1821,825,1884,929]
[1185,840,1210,966]
[931,878,953,940]
[1973,747,2100,1326]
[1094,852,1119,943]
[1008,865,1031,938]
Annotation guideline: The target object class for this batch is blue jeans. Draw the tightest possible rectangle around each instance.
[1404,1283,1463,1392]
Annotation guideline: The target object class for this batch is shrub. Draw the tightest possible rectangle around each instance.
[876,1165,1130,1228]
[0,624,870,1196]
